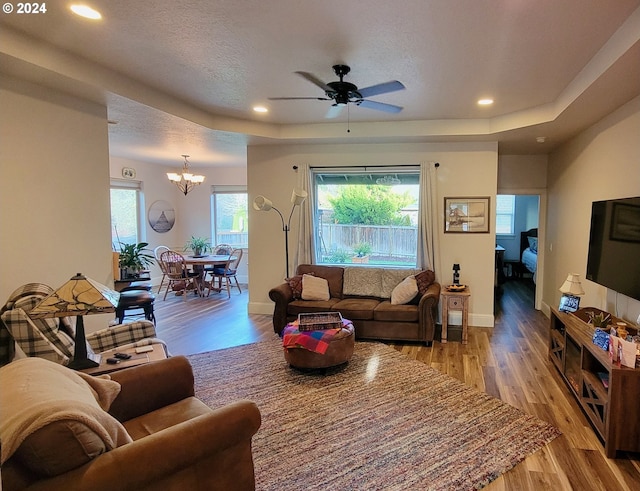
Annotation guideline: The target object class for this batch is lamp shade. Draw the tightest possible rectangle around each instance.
[253,195,273,211]
[558,273,585,296]
[30,273,120,370]
[290,188,308,206]
[30,273,120,318]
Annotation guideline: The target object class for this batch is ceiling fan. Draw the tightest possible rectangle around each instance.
[269,64,405,118]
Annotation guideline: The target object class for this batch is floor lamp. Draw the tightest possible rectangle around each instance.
[29,273,121,370]
[254,188,308,278]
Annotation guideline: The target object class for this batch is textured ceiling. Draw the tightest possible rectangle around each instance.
[1,0,639,167]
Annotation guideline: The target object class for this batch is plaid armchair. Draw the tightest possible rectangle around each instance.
[0,283,165,366]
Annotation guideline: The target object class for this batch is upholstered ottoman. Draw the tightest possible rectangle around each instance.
[282,320,355,369]
[116,290,156,325]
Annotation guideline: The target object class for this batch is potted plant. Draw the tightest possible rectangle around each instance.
[118,242,155,278]
[325,248,351,264]
[586,311,611,330]
[184,236,211,257]
[352,242,372,264]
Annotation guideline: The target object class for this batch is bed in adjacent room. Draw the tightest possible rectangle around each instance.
[520,228,538,282]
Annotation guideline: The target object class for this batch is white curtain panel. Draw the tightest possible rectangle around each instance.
[417,162,441,279]
[293,163,314,272]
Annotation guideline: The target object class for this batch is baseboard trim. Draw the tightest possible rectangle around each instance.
[249,302,273,315]
[470,313,495,328]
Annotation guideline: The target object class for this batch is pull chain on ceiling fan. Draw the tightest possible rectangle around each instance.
[269,64,405,119]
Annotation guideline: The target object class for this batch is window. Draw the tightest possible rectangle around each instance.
[496,194,515,235]
[312,167,420,267]
[211,186,248,248]
[110,179,142,248]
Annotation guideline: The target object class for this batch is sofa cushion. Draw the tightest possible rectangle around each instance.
[288,298,342,317]
[415,270,436,295]
[301,274,330,301]
[381,268,421,298]
[297,264,344,299]
[286,274,305,299]
[0,357,132,477]
[343,268,383,297]
[124,397,212,440]
[374,301,420,323]
[391,276,418,305]
[331,298,380,320]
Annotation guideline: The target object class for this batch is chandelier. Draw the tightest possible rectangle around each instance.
[167,155,205,195]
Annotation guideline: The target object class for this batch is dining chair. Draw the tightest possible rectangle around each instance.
[202,243,232,287]
[154,245,171,295]
[206,249,243,298]
[212,243,233,255]
[159,250,202,300]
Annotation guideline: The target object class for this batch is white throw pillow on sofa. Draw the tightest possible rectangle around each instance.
[301,274,330,301]
[391,276,418,305]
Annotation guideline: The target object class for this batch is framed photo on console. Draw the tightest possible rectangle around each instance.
[558,294,580,313]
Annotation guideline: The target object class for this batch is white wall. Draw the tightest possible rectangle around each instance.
[545,95,640,324]
[247,142,498,328]
[498,155,548,190]
[0,77,113,329]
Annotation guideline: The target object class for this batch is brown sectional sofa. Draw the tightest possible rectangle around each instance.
[269,264,440,345]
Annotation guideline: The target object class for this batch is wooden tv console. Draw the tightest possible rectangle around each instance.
[549,307,640,457]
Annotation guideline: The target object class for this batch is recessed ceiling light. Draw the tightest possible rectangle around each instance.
[253,106,268,113]
[70,4,102,20]
[536,136,547,143]
[477,98,494,106]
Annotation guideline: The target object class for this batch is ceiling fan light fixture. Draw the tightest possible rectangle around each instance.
[269,65,405,118]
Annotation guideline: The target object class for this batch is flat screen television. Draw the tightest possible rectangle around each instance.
[586,196,640,301]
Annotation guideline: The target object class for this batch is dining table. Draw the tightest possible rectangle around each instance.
[184,254,235,267]
[184,254,236,296]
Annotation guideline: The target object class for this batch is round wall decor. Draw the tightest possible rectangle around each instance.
[148,200,175,233]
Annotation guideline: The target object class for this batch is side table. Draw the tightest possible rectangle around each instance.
[80,344,167,376]
[441,288,471,344]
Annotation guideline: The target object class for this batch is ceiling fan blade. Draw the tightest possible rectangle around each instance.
[295,71,333,92]
[357,99,403,113]
[268,96,331,101]
[357,80,405,98]
[325,104,344,119]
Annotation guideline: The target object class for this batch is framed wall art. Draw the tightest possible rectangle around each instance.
[444,197,490,233]
[148,200,175,233]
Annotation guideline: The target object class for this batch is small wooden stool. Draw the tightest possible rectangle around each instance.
[116,290,156,325]
[441,288,471,344]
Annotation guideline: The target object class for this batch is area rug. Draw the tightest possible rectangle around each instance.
[189,340,560,490]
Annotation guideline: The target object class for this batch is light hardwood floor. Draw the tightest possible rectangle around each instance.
[152,280,640,490]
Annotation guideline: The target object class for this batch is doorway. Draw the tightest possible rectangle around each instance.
[496,194,541,308]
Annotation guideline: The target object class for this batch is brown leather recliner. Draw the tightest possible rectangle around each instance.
[1,356,261,491]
